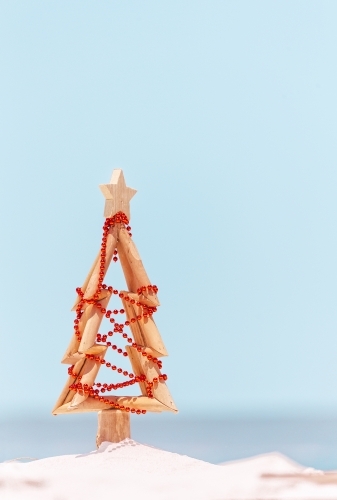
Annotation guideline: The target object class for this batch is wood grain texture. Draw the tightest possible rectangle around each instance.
[61,351,85,365]
[99,169,137,220]
[78,292,112,353]
[62,344,108,365]
[116,236,137,292]
[71,249,100,311]
[96,410,130,446]
[126,346,178,413]
[53,395,169,414]
[84,225,118,300]
[118,227,160,307]
[52,357,86,414]
[121,293,168,357]
[71,222,117,310]
[66,289,112,362]
[68,348,108,409]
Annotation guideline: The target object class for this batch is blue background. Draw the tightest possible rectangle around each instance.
[1,1,337,420]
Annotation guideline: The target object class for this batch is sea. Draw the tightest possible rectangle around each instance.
[1,414,337,470]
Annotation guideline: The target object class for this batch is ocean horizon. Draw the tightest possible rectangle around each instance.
[1,414,337,470]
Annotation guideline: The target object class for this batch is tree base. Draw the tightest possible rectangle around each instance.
[96,409,131,447]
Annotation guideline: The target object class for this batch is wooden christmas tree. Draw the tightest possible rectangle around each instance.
[52,169,177,446]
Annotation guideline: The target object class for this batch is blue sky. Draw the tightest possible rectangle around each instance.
[1,1,337,418]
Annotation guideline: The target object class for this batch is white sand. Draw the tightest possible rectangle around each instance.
[1,439,337,499]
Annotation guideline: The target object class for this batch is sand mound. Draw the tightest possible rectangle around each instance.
[1,439,337,499]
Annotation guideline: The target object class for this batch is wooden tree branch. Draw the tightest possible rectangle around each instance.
[118,227,160,307]
[71,249,100,311]
[68,349,108,409]
[52,357,87,414]
[121,292,168,357]
[62,344,107,365]
[53,395,169,414]
[71,224,117,311]
[126,346,178,413]
[116,236,137,292]
[66,290,112,362]
[84,224,118,299]
[78,292,112,353]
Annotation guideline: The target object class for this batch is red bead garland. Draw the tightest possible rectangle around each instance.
[69,211,168,414]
